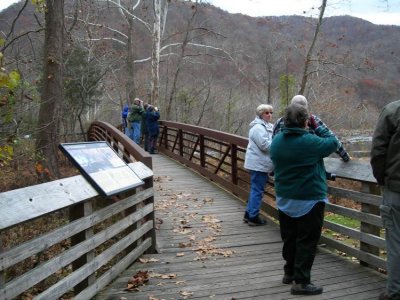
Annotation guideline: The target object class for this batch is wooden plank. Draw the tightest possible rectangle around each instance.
[0,188,153,271]
[0,175,97,230]
[0,164,153,231]
[36,224,153,300]
[320,236,386,270]
[97,259,379,300]
[360,182,381,266]
[328,185,382,206]
[128,161,153,179]
[75,238,152,300]
[96,154,387,300]
[323,220,386,249]
[326,203,383,227]
[0,206,153,300]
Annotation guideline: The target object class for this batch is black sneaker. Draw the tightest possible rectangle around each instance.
[282,274,294,284]
[248,214,267,226]
[243,212,249,223]
[291,283,323,295]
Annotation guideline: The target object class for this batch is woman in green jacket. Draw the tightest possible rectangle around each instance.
[270,103,338,296]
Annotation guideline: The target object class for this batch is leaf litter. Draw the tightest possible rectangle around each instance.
[125,183,236,299]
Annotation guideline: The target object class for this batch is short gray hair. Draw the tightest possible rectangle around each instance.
[256,104,273,117]
[284,103,309,128]
[290,95,308,109]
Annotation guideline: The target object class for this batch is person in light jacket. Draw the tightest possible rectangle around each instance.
[243,104,274,226]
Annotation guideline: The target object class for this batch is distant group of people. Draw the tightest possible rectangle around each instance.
[243,95,399,299]
[121,97,160,154]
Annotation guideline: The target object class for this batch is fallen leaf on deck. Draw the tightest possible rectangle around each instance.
[150,272,177,279]
[139,258,159,263]
[125,270,149,291]
[179,290,194,299]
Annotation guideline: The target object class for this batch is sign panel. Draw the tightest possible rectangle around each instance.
[59,141,143,196]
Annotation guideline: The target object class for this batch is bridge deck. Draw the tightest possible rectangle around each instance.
[96,154,386,300]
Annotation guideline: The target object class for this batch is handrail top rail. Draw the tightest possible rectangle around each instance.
[159,120,377,184]
[324,157,376,184]
[0,162,153,231]
[159,120,248,147]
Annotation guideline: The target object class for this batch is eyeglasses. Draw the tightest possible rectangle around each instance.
[264,111,273,115]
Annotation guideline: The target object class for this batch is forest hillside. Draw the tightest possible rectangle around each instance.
[0,0,399,147]
[0,1,400,134]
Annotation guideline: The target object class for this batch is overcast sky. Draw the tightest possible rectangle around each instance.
[1,0,400,25]
[209,0,400,25]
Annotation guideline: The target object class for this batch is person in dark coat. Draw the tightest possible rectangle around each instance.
[270,103,339,296]
[371,100,400,300]
[121,104,129,135]
[145,105,160,154]
[141,103,149,151]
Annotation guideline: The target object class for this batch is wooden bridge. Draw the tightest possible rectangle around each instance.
[0,121,387,299]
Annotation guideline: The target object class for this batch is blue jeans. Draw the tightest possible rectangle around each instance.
[131,121,141,144]
[380,188,400,297]
[246,170,269,218]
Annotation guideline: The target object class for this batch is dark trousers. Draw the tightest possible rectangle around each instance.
[278,202,325,284]
[148,134,158,153]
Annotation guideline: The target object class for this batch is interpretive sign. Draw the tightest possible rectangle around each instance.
[59,141,143,196]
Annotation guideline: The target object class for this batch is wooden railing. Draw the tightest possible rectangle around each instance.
[0,121,155,300]
[158,120,386,271]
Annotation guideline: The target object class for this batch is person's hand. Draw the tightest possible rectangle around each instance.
[342,153,351,162]
[309,115,318,130]
[154,107,158,112]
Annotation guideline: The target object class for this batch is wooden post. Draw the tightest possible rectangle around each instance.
[360,182,381,267]
[163,126,168,149]
[69,200,95,294]
[199,135,205,168]
[145,175,156,254]
[179,129,184,157]
[231,144,238,185]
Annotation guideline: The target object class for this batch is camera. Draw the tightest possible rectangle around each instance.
[326,172,336,181]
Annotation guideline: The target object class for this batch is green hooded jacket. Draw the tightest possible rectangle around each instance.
[128,104,144,123]
[270,126,339,200]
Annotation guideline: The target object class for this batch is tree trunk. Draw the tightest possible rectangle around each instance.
[299,0,327,95]
[35,0,64,179]
[151,0,162,106]
[126,12,136,103]
[165,5,197,120]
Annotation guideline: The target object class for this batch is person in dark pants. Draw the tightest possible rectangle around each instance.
[270,103,339,296]
[140,103,149,151]
[145,105,160,154]
[370,100,400,300]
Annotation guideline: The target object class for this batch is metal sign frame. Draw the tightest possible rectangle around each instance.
[59,141,143,196]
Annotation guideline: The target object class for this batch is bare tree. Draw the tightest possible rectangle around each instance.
[150,0,168,106]
[35,0,64,178]
[299,0,327,95]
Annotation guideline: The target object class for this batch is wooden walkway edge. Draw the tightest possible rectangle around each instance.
[96,154,387,300]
